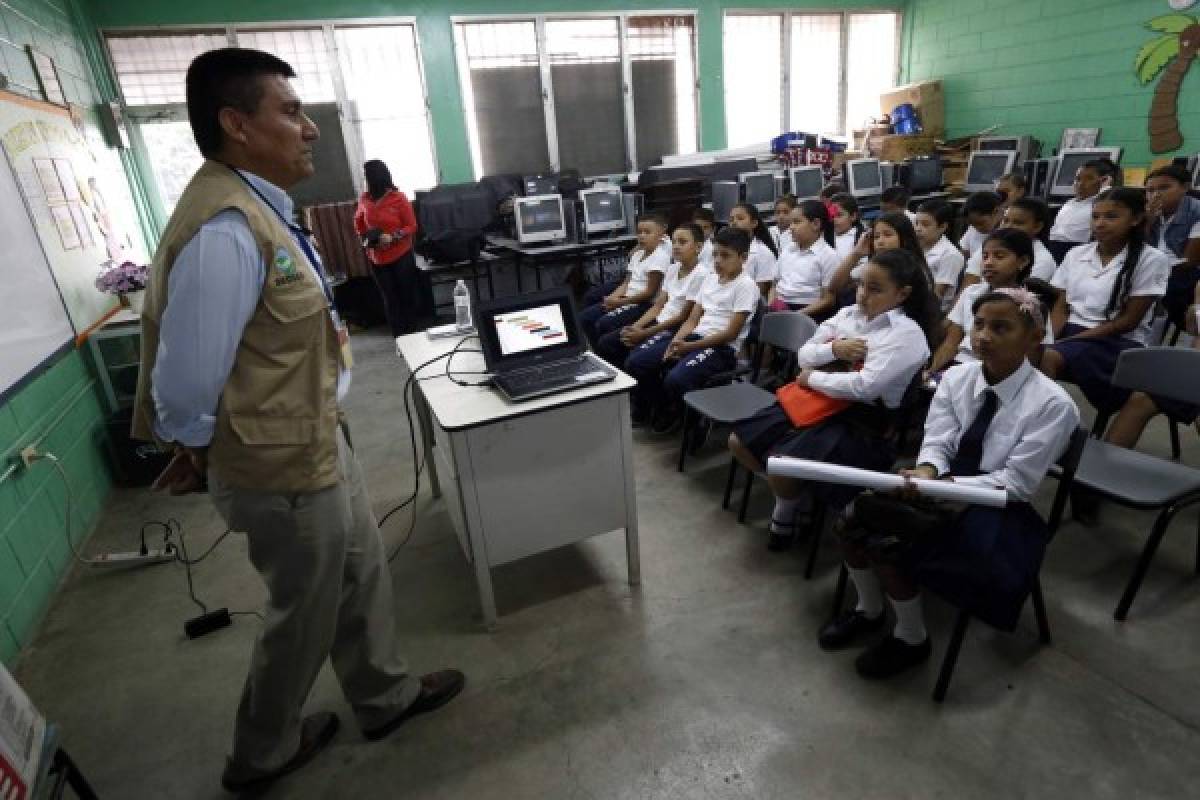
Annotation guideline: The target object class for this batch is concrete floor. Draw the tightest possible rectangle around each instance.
[14,329,1200,799]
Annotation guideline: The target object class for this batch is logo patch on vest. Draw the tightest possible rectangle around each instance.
[273,246,303,286]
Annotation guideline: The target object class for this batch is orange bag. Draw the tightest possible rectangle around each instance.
[775,382,850,428]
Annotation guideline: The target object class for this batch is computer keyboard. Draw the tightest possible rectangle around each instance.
[499,359,591,392]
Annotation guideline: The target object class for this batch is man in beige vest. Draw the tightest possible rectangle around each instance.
[132,48,463,793]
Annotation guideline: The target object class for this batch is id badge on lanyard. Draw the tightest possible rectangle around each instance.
[232,166,353,369]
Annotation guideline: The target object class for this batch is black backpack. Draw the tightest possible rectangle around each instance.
[421,228,482,265]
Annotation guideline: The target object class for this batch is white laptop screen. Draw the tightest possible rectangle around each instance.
[493,304,569,356]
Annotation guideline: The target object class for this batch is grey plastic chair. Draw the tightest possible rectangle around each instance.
[1051,347,1200,620]
[829,426,1089,703]
[677,311,818,473]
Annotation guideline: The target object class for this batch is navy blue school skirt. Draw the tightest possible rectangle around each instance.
[1048,323,1143,413]
[733,402,896,508]
[906,502,1048,632]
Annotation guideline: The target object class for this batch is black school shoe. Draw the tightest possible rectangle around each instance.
[362,669,466,741]
[854,635,932,679]
[818,609,887,650]
[221,712,340,793]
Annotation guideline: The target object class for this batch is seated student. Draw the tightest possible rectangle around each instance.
[728,203,780,296]
[1106,284,1200,450]
[1145,164,1200,333]
[1041,187,1170,415]
[596,223,708,376]
[771,199,841,320]
[914,199,966,311]
[728,249,939,550]
[631,227,759,434]
[771,195,798,254]
[580,213,669,346]
[927,229,1048,377]
[1048,157,1117,261]
[830,193,866,264]
[961,197,1059,288]
[959,191,1003,258]
[996,171,1027,213]
[693,207,717,268]
[830,212,931,313]
[819,288,1078,679]
[880,186,917,224]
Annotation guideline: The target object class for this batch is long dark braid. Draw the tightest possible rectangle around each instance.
[1099,187,1147,318]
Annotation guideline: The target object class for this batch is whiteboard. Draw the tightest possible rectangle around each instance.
[0,139,74,395]
[0,91,147,338]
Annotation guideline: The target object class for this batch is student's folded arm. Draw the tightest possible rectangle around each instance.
[952,399,1079,502]
[796,318,841,367]
[807,333,925,402]
[800,288,836,321]
[928,323,964,374]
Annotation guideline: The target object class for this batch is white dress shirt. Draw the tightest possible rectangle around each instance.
[744,237,779,285]
[1050,242,1170,344]
[775,237,840,305]
[835,229,859,262]
[925,234,967,309]
[918,360,1079,502]
[699,239,714,268]
[799,306,930,408]
[959,225,989,256]
[657,261,709,323]
[152,169,348,447]
[965,238,1058,282]
[1049,196,1096,243]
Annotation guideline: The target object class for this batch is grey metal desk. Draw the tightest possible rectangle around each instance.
[396,332,641,629]
[486,233,637,293]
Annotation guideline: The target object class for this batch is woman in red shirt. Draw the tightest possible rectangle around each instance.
[354,160,425,336]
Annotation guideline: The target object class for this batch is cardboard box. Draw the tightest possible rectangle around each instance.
[879,80,944,139]
[879,134,937,163]
[832,150,864,171]
[941,165,967,186]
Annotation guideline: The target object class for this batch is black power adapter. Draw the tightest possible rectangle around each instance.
[185,608,232,638]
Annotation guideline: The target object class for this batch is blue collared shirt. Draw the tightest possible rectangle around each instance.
[152,169,349,446]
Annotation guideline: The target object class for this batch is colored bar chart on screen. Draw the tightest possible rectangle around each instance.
[494,305,569,355]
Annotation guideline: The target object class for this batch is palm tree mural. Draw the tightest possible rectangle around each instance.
[1137,9,1200,153]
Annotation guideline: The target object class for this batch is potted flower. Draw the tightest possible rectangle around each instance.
[95,260,150,313]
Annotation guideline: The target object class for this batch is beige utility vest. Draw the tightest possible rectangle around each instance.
[132,160,342,493]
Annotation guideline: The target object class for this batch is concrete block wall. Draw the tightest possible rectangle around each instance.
[902,0,1200,166]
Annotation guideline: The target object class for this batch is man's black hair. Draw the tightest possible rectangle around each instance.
[186,48,297,158]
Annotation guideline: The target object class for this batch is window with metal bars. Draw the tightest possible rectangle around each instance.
[723,11,900,148]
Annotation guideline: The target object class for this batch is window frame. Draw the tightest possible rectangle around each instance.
[101,17,440,206]
[723,8,902,139]
[451,9,700,179]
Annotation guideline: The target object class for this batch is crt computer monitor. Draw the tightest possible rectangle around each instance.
[712,180,739,224]
[788,166,824,200]
[845,159,883,200]
[523,174,558,196]
[964,151,1018,193]
[1048,147,1124,199]
[906,157,943,193]
[578,186,626,234]
[739,171,777,212]
[513,194,567,244]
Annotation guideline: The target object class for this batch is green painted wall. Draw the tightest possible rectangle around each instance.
[0,1,119,666]
[902,0,1200,167]
[87,0,901,185]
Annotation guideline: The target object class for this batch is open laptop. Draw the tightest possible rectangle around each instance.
[476,288,616,402]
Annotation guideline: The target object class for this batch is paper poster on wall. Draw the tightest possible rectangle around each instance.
[0,90,147,333]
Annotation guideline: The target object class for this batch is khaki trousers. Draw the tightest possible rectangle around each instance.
[210,427,419,771]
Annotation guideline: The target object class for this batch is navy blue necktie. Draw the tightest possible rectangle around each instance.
[948,389,998,477]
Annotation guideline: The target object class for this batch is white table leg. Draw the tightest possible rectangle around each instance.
[414,383,441,499]
[618,394,641,586]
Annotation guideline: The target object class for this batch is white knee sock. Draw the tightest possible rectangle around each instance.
[848,566,883,618]
[889,593,927,645]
